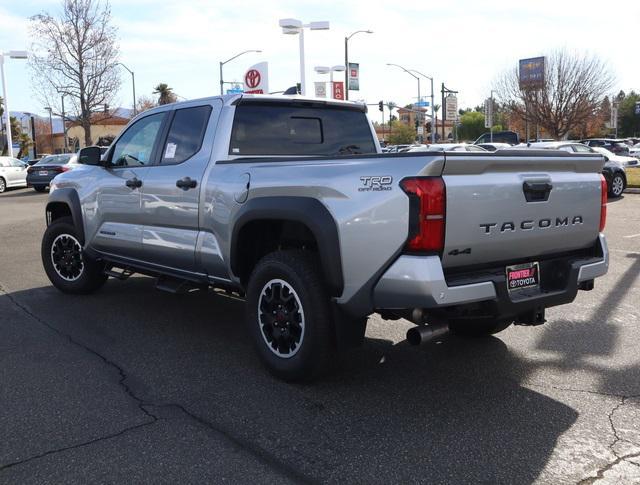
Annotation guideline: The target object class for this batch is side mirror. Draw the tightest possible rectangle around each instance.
[78,146,102,166]
[603,156,609,162]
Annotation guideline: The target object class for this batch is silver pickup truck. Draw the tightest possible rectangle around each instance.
[41,95,609,381]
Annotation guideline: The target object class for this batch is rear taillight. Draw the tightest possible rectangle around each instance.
[400,177,446,252]
[61,166,71,172]
[599,174,607,232]
[27,166,34,174]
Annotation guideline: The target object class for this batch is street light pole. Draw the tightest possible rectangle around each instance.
[344,30,372,101]
[314,65,345,99]
[279,19,330,96]
[387,63,423,143]
[116,62,137,116]
[219,49,262,96]
[0,50,28,157]
[410,70,435,144]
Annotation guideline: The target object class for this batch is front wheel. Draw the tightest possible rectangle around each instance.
[41,217,107,294]
[246,250,335,382]
[609,174,625,198]
[0,177,6,193]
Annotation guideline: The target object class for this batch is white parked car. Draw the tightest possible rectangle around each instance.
[591,146,639,168]
[0,156,28,193]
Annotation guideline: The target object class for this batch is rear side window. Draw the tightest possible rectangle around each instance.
[229,103,376,156]
[161,105,212,164]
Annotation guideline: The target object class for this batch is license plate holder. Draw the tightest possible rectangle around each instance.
[506,262,540,292]
[38,170,48,176]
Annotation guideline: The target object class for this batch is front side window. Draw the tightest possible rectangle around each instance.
[573,144,592,153]
[110,113,165,167]
[229,103,376,156]
[161,106,212,164]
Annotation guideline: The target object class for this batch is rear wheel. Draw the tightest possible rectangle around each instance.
[449,318,513,338]
[0,177,6,193]
[33,185,47,193]
[246,250,335,381]
[41,217,107,294]
[609,174,625,198]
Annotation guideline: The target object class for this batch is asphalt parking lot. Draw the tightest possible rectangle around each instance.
[1,188,639,484]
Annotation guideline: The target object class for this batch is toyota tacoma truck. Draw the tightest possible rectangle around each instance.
[41,95,609,381]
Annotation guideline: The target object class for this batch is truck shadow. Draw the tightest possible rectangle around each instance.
[2,279,580,484]
[533,252,640,396]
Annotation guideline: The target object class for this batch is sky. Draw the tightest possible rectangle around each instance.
[1,0,639,122]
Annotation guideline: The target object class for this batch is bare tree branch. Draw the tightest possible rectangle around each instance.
[494,49,614,140]
[29,0,121,147]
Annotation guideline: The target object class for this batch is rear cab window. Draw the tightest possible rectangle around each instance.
[161,105,212,165]
[229,101,377,157]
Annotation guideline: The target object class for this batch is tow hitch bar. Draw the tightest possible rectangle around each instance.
[515,307,546,326]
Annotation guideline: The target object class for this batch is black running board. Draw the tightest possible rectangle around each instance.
[155,275,204,294]
[104,266,134,280]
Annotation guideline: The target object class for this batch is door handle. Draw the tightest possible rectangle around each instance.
[125,177,143,189]
[522,181,552,202]
[176,177,197,190]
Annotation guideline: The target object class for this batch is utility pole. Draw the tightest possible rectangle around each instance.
[61,95,68,152]
[30,115,37,158]
[44,107,53,153]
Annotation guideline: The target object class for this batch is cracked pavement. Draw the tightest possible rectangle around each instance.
[1,188,639,484]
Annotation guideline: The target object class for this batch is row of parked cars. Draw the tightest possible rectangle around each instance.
[0,153,80,193]
[384,138,637,198]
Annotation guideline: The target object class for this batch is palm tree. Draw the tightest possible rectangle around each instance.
[153,83,177,105]
[17,133,33,158]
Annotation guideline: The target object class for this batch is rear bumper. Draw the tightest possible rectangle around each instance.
[27,174,57,186]
[373,234,608,315]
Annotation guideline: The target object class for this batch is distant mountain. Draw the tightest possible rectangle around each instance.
[9,107,134,135]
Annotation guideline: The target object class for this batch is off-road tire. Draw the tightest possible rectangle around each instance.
[246,250,335,382]
[41,217,107,294]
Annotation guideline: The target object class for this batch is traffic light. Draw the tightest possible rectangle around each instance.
[379,100,384,112]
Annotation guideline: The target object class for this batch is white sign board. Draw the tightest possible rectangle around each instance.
[314,82,326,98]
[243,62,269,94]
[610,106,618,129]
[484,98,493,128]
[445,95,458,121]
[417,126,424,135]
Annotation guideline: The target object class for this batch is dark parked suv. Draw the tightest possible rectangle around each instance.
[580,139,630,156]
[27,153,78,192]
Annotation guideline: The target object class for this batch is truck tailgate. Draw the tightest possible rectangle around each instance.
[441,152,604,269]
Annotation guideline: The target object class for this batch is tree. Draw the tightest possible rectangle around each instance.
[387,120,415,145]
[30,0,121,147]
[153,83,177,105]
[495,49,614,140]
[135,95,157,114]
[456,111,486,141]
[17,133,34,158]
[617,91,640,137]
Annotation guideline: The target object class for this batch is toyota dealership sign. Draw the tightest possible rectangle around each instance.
[243,62,269,94]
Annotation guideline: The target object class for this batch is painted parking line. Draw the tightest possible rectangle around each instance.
[623,234,640,239]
